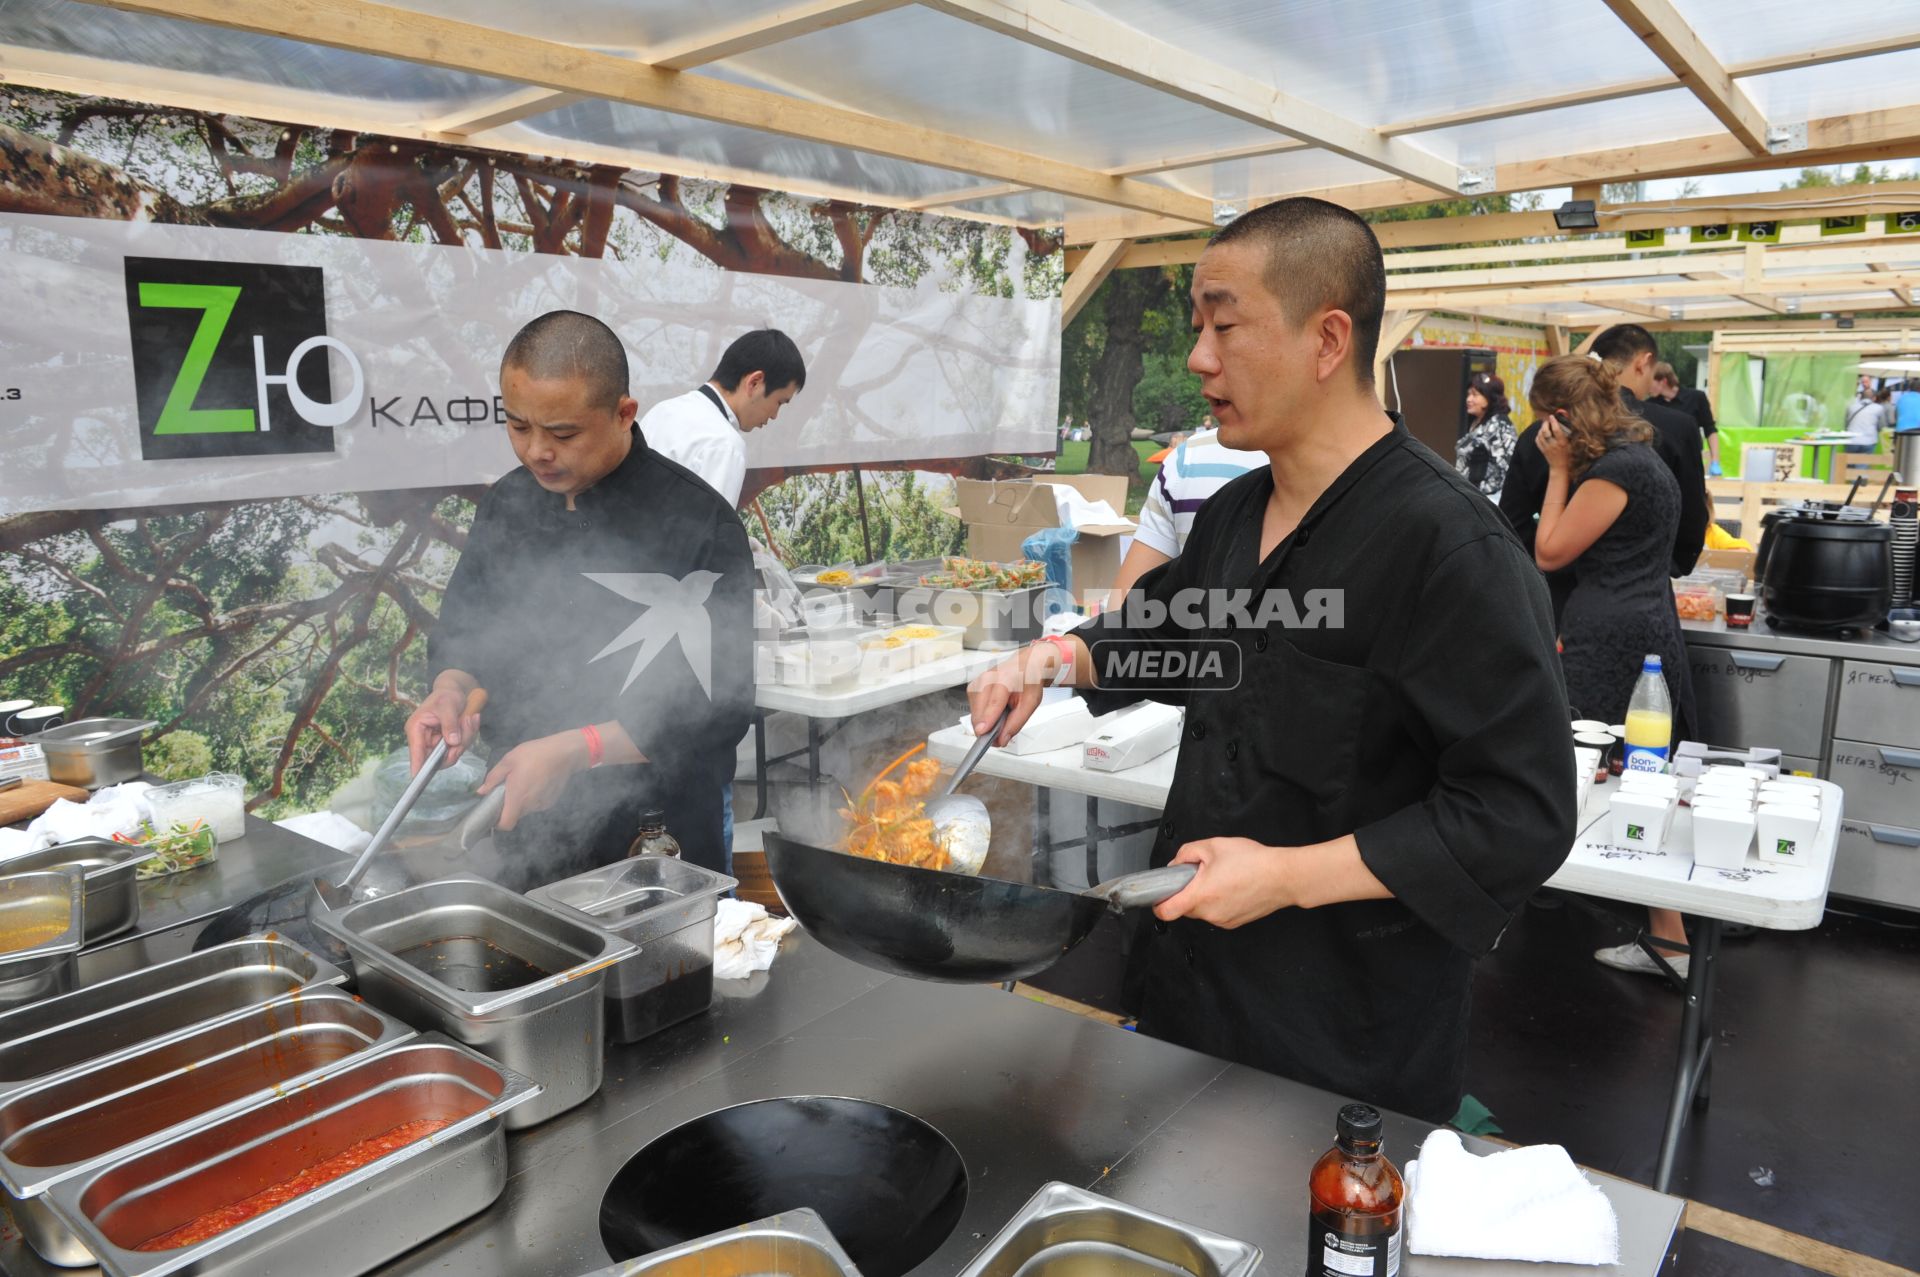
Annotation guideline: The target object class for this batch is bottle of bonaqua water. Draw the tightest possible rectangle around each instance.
[1622,654,1674,773]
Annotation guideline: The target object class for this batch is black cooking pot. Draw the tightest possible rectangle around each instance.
[1760,515,1892,631]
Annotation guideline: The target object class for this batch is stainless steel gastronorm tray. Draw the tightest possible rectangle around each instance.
[45,1037,540,1277]
[958,1182,1262,1277]
[0,867,86,1012]
[572,1208,863,1276]
[0,837,147,945]
[0,935,349,1107]
[316,874,633,1129]
[1,988,414,1268]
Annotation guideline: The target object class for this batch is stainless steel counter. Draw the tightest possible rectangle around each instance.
[1682,613,1920,665]
[1,921,1682,1277]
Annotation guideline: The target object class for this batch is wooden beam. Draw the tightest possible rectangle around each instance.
[1732,294,1785,314]
[74,0,1214,226]
[1575,328,1605,356]
[1580,296,1669,320]
[1547,326,1570,356]
[647,0,908,70]
[1061,239,1128,326]
[902,182,1028,210]
[425,86,580,136]
[1868,262,1917,306]
[1390,271,1920,309]
[1374,310,1430,386]
[1600,0,1771,153]
[918,0,1463,191]
[1106,137,1308,179]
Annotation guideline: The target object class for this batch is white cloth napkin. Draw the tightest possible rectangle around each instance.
[26,789,151,846]
[274,811,373,856]
[713,897,797,980]
[1407,1129,1620,1266]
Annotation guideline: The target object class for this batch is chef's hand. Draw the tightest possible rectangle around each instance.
[407,679,485,773]
[968,641,1065,746]
[1708,460,1724,477]
[1536,413,1572,471]
[1154,837,1293,929]
[477,732,589,832]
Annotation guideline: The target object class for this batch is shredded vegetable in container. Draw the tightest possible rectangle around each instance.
[917,557,1047,592]
[115,817,219,878]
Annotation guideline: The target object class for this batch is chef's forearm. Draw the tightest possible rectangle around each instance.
[431,669,478,698]
[594,720,648,766]
[1287,834,1393,909]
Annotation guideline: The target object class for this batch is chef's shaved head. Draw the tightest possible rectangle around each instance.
[1208,197,1386,386]
[502,310,629,409]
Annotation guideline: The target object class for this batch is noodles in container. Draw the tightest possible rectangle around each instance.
[840,745,990,875]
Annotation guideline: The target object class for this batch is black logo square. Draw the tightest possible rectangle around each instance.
[124,257,341,461]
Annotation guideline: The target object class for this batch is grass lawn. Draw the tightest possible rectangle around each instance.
[1053,439,1161,515]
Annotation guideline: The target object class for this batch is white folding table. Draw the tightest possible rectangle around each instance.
[927,723,1843,1191]
[749,649,1008,816]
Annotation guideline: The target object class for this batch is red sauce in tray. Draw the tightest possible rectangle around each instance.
[134,1118,453,1252]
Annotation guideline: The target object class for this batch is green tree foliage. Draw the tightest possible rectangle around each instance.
[751,471,963,568]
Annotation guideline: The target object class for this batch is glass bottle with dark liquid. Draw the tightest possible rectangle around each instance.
[627,809,681,859]
[1307,1103,1403,1277]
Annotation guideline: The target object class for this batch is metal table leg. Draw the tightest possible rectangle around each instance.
[807,720,821,786]
[752,713,770,820]
[1086,796,1101,887]
[1653,916,1721,1193]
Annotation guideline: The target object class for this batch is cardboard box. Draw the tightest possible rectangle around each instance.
[947,475,1135,605]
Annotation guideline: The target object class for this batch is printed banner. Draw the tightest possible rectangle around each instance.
[0,214,1058,515]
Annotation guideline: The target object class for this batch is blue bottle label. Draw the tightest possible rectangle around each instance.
[1624,744,1669,772]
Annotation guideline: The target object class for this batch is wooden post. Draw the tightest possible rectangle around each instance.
[1061,239,1129,326]
[1373,310,1430,392]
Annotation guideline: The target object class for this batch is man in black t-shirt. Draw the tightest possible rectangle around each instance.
[1655,361,1720,476]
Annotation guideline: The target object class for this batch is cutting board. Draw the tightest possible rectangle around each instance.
[0,779,90,827]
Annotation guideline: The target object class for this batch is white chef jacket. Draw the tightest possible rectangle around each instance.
[639,385,747,508]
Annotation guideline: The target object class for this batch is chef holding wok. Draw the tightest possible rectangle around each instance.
[406,310,754,887]
[969,199,1576,1123]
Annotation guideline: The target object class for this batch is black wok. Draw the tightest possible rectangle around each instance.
[763,831,1194,985]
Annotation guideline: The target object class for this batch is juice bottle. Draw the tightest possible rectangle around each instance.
[1622,654,1674,774]
[1307,1103,1403,1277]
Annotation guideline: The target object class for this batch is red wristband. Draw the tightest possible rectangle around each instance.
[1035,635,1077,686]
[580,723,604,769]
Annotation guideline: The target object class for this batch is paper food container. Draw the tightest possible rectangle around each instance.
[1692,806,1756,870]
[1609,791,1676,851]
[1756,803,1822,867]
[1084,702,1182,773]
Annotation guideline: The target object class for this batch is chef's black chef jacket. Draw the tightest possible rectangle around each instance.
[1078,421,1576,1122]
[429,427,753,885]
[1501,389,1709,624]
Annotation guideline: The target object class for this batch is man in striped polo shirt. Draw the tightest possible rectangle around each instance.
[1106,427,1266,604]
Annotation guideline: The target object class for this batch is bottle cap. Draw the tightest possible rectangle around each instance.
[1643,654,1663,671]
[637,808,667,828]
[1336,1103,1382,1147]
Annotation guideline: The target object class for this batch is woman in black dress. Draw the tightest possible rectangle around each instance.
[1529,354,1699,978]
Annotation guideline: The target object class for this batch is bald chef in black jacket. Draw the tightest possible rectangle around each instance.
[971,199,1576,1124]
[407,310,753,886]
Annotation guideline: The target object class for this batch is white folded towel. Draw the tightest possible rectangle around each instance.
[273,811,373,856]
[1407,1129,1620,1266]
[713,897,797,980]
[26,792,149,846]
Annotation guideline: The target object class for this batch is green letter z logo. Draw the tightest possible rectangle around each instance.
[138,282,255,435]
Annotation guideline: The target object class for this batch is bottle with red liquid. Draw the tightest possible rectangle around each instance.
[1307,1103,1403,1277]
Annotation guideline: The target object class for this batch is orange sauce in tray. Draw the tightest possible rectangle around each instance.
[135,1118,453,1252]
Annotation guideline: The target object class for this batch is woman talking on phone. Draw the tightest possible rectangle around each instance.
[1530,354,1699,977]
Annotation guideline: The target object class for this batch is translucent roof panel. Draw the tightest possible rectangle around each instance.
[1079,0,1671,128]
[704,6,1282,174]
[1673,0,1905,68]
[1740,51,1920,123]
[379,0,794,49]
[949,190,1069,226]
[515,99,980,202]
[0,0,506,108]
[1162,149,1402,203]
[1411,89,1723,170]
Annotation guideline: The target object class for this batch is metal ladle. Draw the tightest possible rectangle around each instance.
[922,705,1011,875]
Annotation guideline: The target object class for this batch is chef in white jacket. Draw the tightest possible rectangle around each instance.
[638,329,807,508]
